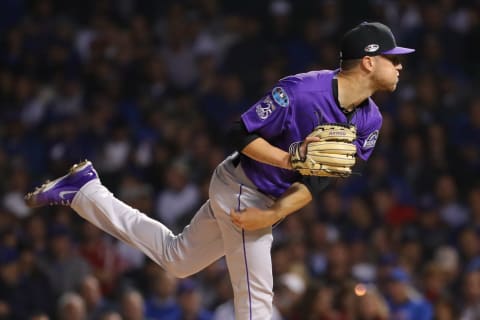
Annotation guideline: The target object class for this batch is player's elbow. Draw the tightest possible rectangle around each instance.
[228,119,260,152]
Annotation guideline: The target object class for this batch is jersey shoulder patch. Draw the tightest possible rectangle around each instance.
[255,96,276,120]
[363,130,379,149]
[272,87,289,107]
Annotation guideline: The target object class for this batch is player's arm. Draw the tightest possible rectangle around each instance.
[229,119,291,169]
[230,182,312,231]
[229,120,318,170]
[242,137,292,169]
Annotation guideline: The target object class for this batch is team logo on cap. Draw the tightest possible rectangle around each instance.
[364,44,380,53]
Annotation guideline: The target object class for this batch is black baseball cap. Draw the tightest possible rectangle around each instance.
[340,22,415,60]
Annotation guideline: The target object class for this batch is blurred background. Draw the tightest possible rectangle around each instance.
[0,0,479,319]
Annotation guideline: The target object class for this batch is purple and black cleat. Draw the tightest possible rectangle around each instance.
[25,160,99,208]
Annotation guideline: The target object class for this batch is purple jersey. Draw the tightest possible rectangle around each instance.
[240,70,383,198]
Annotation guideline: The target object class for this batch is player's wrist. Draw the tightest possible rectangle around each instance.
[265,207,285,222]
[276,210,286,222]
[285,154,294,170]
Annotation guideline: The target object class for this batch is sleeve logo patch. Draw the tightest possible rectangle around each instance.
[256,96,275,120]
[363,130,379,149]
[272,87,289,107]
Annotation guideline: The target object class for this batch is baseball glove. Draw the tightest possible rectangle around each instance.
[289,123,357,177]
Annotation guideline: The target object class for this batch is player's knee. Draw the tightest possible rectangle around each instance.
[170,270,192,279]
[164,263,193,279]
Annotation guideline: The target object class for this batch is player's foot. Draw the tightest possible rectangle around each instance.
[24,160,99,208]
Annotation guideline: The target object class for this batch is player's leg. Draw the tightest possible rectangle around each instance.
[25,160,224,278]
[210,156,275,320]
[72,181,224,277]
[215,202,274,320]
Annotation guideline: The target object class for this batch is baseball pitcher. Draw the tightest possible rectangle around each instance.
[25,22,414,319]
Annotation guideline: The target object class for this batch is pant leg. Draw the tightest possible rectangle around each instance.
[71,180,224,278]
[209,156,276,320]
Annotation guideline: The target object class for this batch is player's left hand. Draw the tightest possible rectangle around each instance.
[289,123,357,177]
[230,208,280,231]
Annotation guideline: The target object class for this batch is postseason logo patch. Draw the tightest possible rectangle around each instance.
[256,96,276,120]
[363,130,379,149]
[272,87,289,107]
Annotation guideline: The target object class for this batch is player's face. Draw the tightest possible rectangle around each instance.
[372,54,403,92]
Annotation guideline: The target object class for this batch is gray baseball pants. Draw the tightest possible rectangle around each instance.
[71,153,276,319]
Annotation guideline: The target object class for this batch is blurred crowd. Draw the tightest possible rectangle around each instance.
[0,0,479,319]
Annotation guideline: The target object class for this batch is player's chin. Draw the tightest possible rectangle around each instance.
[377,78,398,92]
[386,81,398,92]
[379,84,397,92]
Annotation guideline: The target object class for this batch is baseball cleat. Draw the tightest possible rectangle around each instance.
[24,160,99,208]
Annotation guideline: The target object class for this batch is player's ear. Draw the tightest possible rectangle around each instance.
[361,56,375,72]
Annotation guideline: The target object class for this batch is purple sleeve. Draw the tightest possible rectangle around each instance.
[241,85,294,140]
